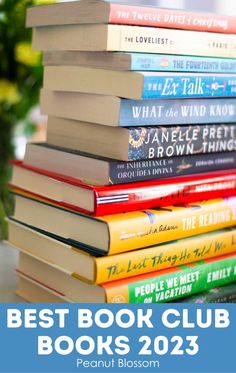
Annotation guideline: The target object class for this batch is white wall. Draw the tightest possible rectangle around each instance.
[215,0,236,15]
[60,0,236,15]
[158,0,185,9]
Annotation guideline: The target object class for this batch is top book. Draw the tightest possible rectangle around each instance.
[26,0,236,34]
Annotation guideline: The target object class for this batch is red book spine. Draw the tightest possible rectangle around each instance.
[10,161,236,217]
[109,4,236,34]
[94,171,236,215]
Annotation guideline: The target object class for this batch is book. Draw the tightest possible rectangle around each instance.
[175,283,236,303]
[16,251,236,303]
[23,143,236,185]
[10,161,236,216]
[18,275,236,304]
[32,24,236,58]
[16,276,69,303]
[26,1,236,34]
[43,52,236,74]
[8,219,236,284]
[40,90,236,127]
[11,191,236,255]
[46,117,236,161]
[44,67,236,100]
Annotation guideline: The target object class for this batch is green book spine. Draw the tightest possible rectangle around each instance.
[127,254,236,303]
[175,282,236,303]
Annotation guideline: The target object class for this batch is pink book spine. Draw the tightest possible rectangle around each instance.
[109,4,236,34]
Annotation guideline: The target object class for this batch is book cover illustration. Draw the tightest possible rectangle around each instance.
[127,124,236,160]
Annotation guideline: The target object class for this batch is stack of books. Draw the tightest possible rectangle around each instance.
[8,0,236,303]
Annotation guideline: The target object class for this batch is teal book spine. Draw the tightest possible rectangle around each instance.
[130,53,236,73]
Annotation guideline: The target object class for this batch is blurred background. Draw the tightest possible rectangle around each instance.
[1,0,236,240]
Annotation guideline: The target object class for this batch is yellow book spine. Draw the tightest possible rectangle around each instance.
[95,228,236,284]
[107,25,236,58]
[101,198,236,255]
[104,253,236,304]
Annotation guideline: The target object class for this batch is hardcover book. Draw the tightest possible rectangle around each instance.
[44,67,236,100]
[10,161,236,216]
[46,117,236,161]
[16,251,236,303]
[40,90,236,127]
[8,219,236,285]
[23,142,236,185]
[27,0,236,34]
[11,190,236,255]
[43,52,236,74]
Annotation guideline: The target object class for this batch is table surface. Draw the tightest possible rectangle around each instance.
[0,241,25,302]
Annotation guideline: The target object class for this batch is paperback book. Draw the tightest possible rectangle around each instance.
[40,90,236,127]
[46,117,236,161]
[23,143,236,185]
[44,67,236,99]
[27,1,236,34]
[32,24,236,58]
[43,52,236,73]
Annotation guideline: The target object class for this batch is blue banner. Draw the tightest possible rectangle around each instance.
[0,304,235,373]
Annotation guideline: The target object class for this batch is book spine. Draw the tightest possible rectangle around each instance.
[127,124,236,161]
[107,25,236,58]
[175,283,236,303]
[104,254,236,303]
[106,197,236,255]
[95,229,236,284]
[130,54,236,73]
[109,4,236,34]
[119,98,236,126]
[108,152,236,185]
[142,74,236,99]
[95,171,236,215]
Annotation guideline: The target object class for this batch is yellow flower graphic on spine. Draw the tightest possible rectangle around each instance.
[0,80,21,105]
[15,42,41,66]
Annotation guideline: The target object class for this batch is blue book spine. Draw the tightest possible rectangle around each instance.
[129,53,236,73]
[141,74,236,99]
[119,98,236,126]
